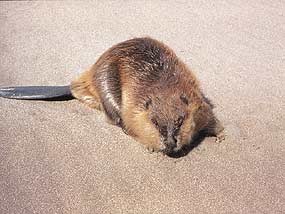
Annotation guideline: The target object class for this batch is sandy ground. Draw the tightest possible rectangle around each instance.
[0,1,284,213]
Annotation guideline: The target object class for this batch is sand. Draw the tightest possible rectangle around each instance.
[0,1,284,213]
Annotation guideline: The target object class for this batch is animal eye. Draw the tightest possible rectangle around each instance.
[151,118,159,127]
[180,94,189,105]
[175,116,184,127]
[144,98,152,109]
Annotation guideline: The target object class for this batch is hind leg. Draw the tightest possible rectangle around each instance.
[93,61,124,129]
[70,70,102,110]
[71,67,126,132]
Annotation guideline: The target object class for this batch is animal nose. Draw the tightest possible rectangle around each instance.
[168,136,177,147]
[163,136,177,154]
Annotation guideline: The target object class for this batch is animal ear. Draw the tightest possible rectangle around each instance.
[180,94,189,105]
[201,93,214,109]
[144,97,152,109]
[193,102,213,131]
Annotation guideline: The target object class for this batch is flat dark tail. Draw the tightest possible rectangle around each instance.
[0,85,74,101]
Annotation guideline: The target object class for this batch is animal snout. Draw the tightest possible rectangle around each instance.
[162,137,178,155]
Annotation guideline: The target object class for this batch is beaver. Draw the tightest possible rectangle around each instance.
[0,37,225,155]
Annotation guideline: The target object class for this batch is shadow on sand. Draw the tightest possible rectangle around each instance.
[167,130,209,158]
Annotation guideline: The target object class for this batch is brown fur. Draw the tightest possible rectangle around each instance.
[70,37,224,155]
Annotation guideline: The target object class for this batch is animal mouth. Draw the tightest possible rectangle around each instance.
[161,138,182,155]
[162,147,176,155]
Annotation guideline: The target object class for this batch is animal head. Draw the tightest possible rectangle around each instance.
[141,90,209,155]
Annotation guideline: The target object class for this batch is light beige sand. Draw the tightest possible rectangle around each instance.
[0,1,284,213]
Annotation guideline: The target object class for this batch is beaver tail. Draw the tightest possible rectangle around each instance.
[0,85,74,101]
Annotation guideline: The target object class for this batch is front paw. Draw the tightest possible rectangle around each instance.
[145,144,164,153]
[145,146,155,153]
[215,131,225,143]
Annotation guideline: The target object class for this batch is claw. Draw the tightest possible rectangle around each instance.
[215,131,225,143]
